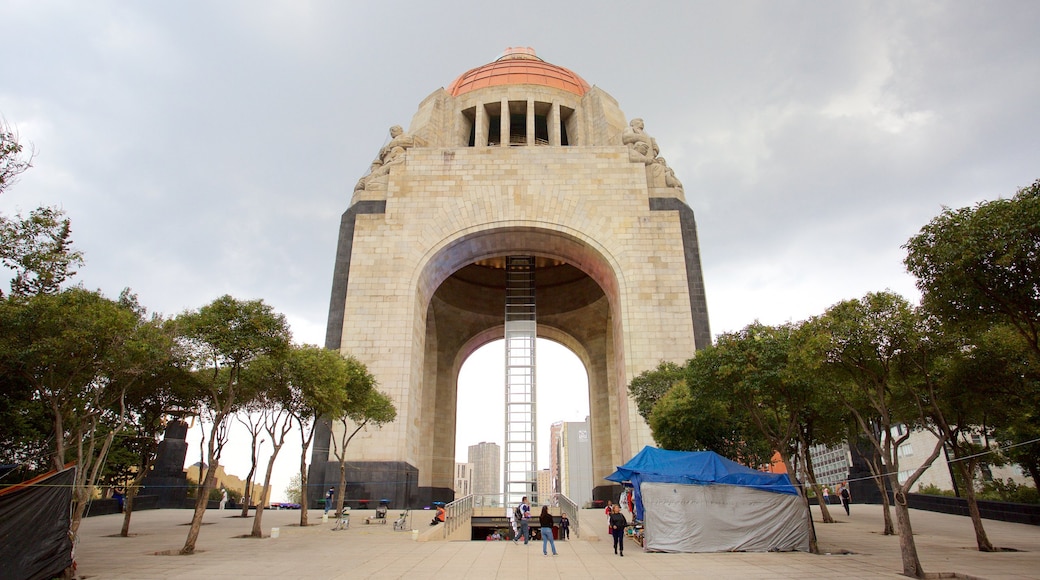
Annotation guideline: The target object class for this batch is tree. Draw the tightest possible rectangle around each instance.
[641,347,773,468]
[713,322,842,536]
[175,295,291,555]
[904,179,1040,362]
[110,315,198,537]
[0,287,146,533]
[279,345,355,527]
[330,358,396,517]
[0,117,33,195]
[931,323,1039,551]
[628,361,685,422]
[813,291,949,578]
[0,207,85,297]
[284,472,302,505]
[238,351,298,537]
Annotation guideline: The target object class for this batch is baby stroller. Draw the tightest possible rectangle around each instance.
[393,511,409,531]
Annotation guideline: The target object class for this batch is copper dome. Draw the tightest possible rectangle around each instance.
[448,47,590,97]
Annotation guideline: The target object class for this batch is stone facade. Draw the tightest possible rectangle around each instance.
[311,49,710,507]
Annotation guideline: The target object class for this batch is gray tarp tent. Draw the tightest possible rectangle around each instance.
[606,447,810,553]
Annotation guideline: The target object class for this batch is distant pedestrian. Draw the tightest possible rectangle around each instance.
[539,505,557,556]
[839,483,851,516]
[608,505,628,557]
[517,496,532,544]
[560,513,570,540]
[219,488,228,510]
[822,487,830,505]
[325,487,335,515]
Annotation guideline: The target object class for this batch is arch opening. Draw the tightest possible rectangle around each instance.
[453,338,590,506]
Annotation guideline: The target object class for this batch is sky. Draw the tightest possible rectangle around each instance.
[2,1,1039,502]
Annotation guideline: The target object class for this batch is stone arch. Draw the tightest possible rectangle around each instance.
[413,224,628,500]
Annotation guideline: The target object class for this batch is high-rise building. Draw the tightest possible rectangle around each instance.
[536,469,552,505]
[467,442,501,506]
[453,462,473,497]
[550,417,593,508]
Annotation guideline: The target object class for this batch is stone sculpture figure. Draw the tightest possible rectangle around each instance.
[622,118,659,159]
[356,125,416,191]
[625,118,683,191]
[654,157,683,190]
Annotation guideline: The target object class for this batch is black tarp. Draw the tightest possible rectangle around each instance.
[0,466,75,580]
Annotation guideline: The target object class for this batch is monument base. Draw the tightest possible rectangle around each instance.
[309,460,441,509]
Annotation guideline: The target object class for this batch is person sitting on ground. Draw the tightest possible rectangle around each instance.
[430,504,446,526]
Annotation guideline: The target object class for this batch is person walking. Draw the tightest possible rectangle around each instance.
[609,505,628,556]
[539,505,558,556]
[559,513,570,540]
[324,487,335,515]
[839,482,852,516]
[515,496,531,545]
[219,488,228,510]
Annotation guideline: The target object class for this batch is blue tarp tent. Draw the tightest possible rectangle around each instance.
[606,447,809,553]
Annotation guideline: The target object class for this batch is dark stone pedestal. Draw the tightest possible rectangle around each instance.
[308,460,424,509]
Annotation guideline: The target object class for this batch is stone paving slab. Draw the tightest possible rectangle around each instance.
[70,504,1040,579]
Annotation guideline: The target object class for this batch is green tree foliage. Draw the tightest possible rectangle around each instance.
[0,207,84,297]
[274,345,358,526]
[813,291,952,578]
[284,472,302,505]
[904,179,1040,360]
[641,347,774,469]
[628,361,684,422]
[0,287,148,532]
[175,295,291,554]
[330,356,397,517]
[0,117,33,195]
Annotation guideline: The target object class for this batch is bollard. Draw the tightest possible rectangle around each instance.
[412,529,419,541]
[322,513,328,523]
[270,527,280,539]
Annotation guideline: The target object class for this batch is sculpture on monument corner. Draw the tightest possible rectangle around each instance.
[622,118,659,159]
[355,125,417,191]
[623,117,682,191]
[654,157,683,190]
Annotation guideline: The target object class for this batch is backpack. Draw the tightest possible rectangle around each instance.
[514,505,523,520]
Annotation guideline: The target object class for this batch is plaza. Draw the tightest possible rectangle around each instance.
[72,504,1040,579]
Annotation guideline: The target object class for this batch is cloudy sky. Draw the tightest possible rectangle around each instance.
[3,2,1038,501]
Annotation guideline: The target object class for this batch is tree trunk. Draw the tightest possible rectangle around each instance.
[299,452,310,527]
[297,419,318,528]
[866,455,895,534]
[800,447,835,524]
[954,457,994,551]
[240,431,261,517]
[336,458,347,516]
[781,454,818,554]
[181,462,217,554]
[251,443,283,537]
[879,479,894,535]
[120,490,134,537]
[893,486,925,578]
[1027,463,1040,492]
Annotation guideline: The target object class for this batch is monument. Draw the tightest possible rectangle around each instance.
[310,48,710,507]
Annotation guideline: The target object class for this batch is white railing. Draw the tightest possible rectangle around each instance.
[443,494,474,538]
[556,493,579,538]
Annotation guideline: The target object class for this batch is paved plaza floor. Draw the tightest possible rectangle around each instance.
[71,503,1040,579]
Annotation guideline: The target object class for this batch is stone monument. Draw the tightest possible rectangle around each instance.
[311,47,710,507]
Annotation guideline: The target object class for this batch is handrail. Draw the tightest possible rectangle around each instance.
[555,493,579,539]
[443,494,474,538]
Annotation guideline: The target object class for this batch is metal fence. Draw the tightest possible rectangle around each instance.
[443,494,474,538]
[556,493,579,538]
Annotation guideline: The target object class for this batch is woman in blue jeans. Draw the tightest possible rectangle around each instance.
[538,505,557,556]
